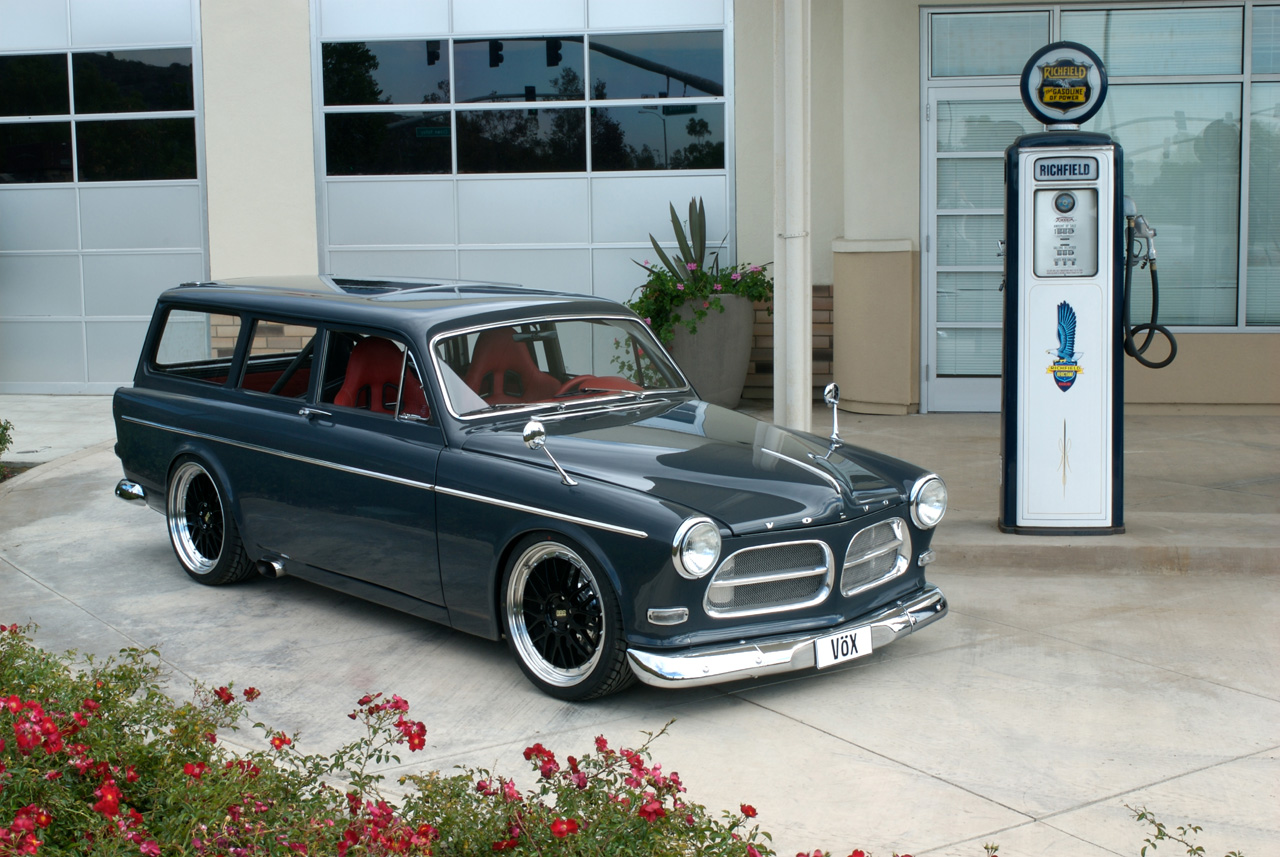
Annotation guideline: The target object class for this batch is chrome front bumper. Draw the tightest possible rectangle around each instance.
[626,584,947,689]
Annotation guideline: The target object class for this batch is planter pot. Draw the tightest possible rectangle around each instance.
[667,294,754,408]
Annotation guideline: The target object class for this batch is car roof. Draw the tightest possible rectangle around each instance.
[160,275,636,338]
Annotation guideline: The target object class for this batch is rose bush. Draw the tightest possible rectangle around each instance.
[1,623,1241,857]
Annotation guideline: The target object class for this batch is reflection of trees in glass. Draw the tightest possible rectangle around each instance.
[0,55,69,116]
[77,118,196,181]
[73,51,193,113]
[323,43,386,105]
[669,116,723,169]
[458,108,584,173]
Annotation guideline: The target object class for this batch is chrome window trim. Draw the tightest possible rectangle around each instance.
[121,415,647,539]
[703,539,835,619]
[841,517,912,598]
[427,313,690,422]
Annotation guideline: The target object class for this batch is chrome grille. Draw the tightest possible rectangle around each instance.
[841,518,912,597]
[704,541,832,618]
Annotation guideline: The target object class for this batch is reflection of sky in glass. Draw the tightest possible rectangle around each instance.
[589,32,722,99]
[362,41,448,104]
[1255,6,1280,74]
[593,104,724,170]
[455,38,584,103]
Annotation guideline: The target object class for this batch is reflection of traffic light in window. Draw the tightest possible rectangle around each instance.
[426,40,440,66]
[488,40,503,67]
[546,38,562,67]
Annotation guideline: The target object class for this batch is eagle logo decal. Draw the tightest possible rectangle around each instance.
[1046,301,1083,391]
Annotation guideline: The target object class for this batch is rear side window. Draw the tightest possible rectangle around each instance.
[239,317,319,399]
[152,309,242,385]
[320,329,431,422]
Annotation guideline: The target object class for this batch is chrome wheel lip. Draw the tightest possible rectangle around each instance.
[506,542,604,689]
[167,461,222,575]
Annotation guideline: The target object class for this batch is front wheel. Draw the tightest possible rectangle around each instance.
[502,535,634,700]
[166,458,253,585]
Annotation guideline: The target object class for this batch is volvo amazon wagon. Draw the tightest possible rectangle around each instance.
[113,276,949,699]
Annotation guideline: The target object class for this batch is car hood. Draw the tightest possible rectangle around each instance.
[460,400,911,535]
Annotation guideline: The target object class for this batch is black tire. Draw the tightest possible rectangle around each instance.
[166,457,253,585]
[502,534,634,700]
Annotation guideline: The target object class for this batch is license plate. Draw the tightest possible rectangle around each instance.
[814,626,873,669]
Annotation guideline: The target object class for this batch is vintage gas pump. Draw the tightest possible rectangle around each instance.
[999,42,1127,534]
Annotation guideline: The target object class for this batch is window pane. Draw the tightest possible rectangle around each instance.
[588,31,723,99]
[937,214,1002,266]
[325,112,451,175]
[937,100,1038,153]
[1085,84,1240,325]
[154,310,240,385]
[0,122,72,182]
[937,158,1003,209]
[0,54,69,116]
[454,38,584,103]
[592,104,724,170]
[930,12,1048,77]
[322,41,450,106]
[937,272,1002,324]
[457,108,585,173]
[241,319,318,398]
[1248,82,1280,324]
[76,118,196,181]
[1255,6,1280,74]
[72,49,194,114]
[936,327,1001,376]
[1062,8,1243,76]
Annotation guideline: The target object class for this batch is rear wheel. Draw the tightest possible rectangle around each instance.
[503,535,634,700]
[166,458,252,585]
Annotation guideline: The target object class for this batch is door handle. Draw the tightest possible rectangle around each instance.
[298,407,332,419]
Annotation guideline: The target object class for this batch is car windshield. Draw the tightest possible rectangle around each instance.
[432,316,686,417]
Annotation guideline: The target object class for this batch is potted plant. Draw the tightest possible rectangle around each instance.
[628,198,773,407]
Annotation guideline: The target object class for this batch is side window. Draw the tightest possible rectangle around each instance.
[238,318,319,398]
[152,309,241,385]
[320,330,431,422]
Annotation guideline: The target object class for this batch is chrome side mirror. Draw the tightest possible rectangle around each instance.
[823,383,841,445]
[523,420,577,486]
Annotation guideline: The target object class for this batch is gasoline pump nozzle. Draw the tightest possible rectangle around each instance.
[1121,197,1176,369]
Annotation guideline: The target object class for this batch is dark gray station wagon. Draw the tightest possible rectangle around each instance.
[113,276,948,699]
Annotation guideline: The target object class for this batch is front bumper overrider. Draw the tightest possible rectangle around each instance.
[626,584,947,688]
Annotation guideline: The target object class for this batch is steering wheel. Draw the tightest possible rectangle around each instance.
[554,375,600,397]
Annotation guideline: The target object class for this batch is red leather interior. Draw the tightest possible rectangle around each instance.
[335,337,429,419]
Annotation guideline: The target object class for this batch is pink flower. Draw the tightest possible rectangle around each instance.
[643,317,651,326]
[731,272,742,281]
[686,263,698,271]
[714,283,722,290]
[676,283,684,291]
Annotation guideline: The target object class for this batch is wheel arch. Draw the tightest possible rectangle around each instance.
[165,441,259,562]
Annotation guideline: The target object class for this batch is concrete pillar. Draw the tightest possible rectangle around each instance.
[772,0,813,431]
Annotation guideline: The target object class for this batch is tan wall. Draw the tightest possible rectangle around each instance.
[831,243,919,414]
[1126,334,1280,410]
[201,0,319,278]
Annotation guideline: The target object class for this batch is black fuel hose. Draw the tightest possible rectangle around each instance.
[1122,223,1178,369]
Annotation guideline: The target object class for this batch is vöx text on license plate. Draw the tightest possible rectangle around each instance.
[814,626,873,669]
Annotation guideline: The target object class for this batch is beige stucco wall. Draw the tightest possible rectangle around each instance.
[732,0,842,283]
[201,0,319,278]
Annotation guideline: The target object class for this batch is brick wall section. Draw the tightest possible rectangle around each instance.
[742,284,833,402]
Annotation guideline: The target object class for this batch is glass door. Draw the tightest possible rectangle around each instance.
[923,87,1041,411]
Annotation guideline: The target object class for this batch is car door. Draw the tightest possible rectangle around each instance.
[230,319,445,605]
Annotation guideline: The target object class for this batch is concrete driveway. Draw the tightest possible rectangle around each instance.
[1,412,1278,856]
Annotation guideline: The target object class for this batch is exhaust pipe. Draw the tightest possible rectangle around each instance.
[256,558,285,578]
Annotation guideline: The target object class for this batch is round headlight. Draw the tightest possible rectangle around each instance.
[673,518,722,579]
[910,475,948,529]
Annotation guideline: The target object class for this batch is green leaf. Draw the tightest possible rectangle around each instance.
[670,202,694,269]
